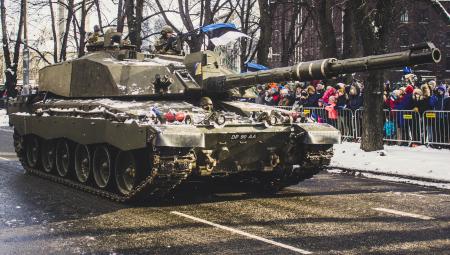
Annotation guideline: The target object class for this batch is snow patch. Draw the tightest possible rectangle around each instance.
[0,109,9,127]
[330,142,450,183]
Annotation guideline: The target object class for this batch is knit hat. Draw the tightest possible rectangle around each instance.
[437,85,446,93]
[405,85,414,94]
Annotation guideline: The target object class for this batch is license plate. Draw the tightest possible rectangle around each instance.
[230,134,257,140]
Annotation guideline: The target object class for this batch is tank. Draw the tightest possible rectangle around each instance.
[7,34,441,202]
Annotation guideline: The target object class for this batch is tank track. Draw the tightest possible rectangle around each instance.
[13,131,194,203]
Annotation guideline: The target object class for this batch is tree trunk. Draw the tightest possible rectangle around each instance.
[317,0,337,58]
[1,0,25,97]
[60,0,74,61]
[361,70,385,151]
[342,2,358,59]
[94,0,103,33]
[352,0,396,151]
[134,0,144,50]
[117,0,125,32]
[48,0,58,63]
[78,0,87,57]
[126,0,144,50]
[257,0,274,66]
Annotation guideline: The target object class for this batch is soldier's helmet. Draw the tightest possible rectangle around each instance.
[161,25,174,35]
[93,25,101,33]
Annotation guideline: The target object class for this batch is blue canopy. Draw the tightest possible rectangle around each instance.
[245,62,269,72]
[200,23,237,33]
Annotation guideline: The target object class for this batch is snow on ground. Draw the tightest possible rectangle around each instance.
[0,109,9,127]
[330,142,450,183]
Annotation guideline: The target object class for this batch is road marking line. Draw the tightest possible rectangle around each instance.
[170,211,312,254]
[0,156,11,161]
[373,207,435,220]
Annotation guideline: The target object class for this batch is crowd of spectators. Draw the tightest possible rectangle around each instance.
[253,75,450,113]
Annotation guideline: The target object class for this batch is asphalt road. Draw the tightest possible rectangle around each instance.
[0,128,449,255]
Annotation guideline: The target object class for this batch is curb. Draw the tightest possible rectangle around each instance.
[327,166,450,185]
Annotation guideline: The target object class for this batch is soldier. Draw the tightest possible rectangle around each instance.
[154,25,179,55]
[87,25,103,44]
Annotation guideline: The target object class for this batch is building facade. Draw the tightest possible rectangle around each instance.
[269,0,450,81]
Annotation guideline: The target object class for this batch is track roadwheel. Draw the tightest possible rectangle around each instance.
[25,136,40,168]
[74,144,91,183]
[41,140,56,173]
[56,140,72,177]
[115,151,139,195]
[93,146,113,189]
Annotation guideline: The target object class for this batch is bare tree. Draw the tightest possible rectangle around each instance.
[257,0,277,66]
[342,0,360,59]
[235,0,259,68]
[351,0,399,151]
[48,0,59,62]
[94,0,104,33]
[60,0,74,61]
[78,0,88,57]
[316,0,337,58]
[1,0,26,97]
[124,0,144,49]
[153,0,234,52]
[278,1,313,66]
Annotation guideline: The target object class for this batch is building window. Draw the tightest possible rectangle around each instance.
[400,9,409,23]
[400,32,409,46]
[418,9,429,23]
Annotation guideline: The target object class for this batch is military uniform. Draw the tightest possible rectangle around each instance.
[88,31,103,44]
[154,25,179,55]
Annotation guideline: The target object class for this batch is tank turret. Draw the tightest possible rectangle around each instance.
[37,41,440,98]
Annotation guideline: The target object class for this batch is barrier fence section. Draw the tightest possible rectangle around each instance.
[355,109,423,144]
[274,106,450,146]
[422,111,450,146]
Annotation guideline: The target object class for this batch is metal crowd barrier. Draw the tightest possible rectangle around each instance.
[423,111,450,146]
[354,109,422,144]
[274,106,450,146]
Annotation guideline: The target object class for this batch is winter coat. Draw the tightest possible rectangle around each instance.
[336,95,347,109]
[304,93,320,107]
[322,87,336,104]
[430,94,445,111]
[395,94,413,110]
[325,103,338,120]
[349,94,363,111]
[411,97,432,114]
[444,97,450,111]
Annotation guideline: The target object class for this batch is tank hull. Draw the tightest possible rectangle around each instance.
[9,98,338,202]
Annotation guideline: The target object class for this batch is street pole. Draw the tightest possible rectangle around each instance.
[22,0,30,93]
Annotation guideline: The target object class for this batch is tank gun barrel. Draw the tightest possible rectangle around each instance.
[217,42,440,90]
